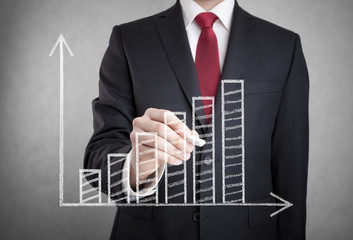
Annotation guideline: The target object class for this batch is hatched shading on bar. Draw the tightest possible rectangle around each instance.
[222,80,245,203]
[107,153,130,204]
[79,169,101,204]
[192,97,215,204]
[135,132,159,204]
[164,112,187,203]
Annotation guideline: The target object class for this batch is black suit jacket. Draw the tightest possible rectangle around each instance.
[84,1,309,239]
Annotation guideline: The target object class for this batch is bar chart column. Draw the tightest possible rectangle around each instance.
[221,80,245,204]
[79,169,102,204]
[192,97,215,204]
[135,132,159,204]
[107,153,130,204]
[164,112,187,204]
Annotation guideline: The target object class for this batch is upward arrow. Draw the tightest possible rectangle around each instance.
[49,34,73,206]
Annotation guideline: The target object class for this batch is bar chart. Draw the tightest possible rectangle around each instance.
[51,41,292,215]
[78,79,246,206]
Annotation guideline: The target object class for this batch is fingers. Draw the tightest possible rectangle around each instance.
[130,108,200,172]
[136,144,187,167]
[139,134,191,161]
[132,113,194,153]
[131,132,188,161]
[138,120,193,152]
[131,143,188,184]
[191,130,199,139]
[130,109,201,184]
[145,108,192,138]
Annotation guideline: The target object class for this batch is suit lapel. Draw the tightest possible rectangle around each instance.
[213,5,257,122]
[155,2,207,132]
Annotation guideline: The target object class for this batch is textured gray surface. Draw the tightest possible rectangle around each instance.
[0,0,352,239]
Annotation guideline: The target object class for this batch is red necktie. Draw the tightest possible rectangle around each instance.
[195,12,220,123]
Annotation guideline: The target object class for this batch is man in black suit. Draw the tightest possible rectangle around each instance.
[84,0,309,239]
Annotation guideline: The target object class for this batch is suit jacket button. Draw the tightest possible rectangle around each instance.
[193,211,200,222]
[203,155,212,166]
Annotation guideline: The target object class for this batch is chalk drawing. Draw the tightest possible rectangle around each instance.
[50,38,293,216]
[49,34,73,206]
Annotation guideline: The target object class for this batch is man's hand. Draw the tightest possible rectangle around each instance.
[129,108,197,190]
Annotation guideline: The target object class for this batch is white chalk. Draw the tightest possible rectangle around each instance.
[187,136,206,147]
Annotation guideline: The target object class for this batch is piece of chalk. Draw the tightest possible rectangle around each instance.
[187,136,206,147]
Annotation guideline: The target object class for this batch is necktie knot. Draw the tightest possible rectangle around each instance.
[195,12,218,29]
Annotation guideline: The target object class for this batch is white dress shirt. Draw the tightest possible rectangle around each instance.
[121,0,234,200]
[181,0,234,71]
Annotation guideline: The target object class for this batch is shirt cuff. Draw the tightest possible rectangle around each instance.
[121,149,166,200]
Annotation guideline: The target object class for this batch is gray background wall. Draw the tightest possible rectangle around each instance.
[1,0,352,239]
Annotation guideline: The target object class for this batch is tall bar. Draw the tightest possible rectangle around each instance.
[221,80,245,204]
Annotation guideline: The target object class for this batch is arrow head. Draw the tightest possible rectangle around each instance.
[269,192,293,217]
[49,33,74,57]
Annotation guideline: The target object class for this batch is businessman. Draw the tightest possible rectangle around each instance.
[84,0,309,239]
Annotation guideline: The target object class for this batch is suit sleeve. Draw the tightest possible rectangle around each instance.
[83,25,134,198]
[271,34,309,239]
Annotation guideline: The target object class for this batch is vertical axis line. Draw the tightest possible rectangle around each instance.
[59,37,64,206]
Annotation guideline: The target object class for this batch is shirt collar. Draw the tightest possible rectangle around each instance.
[180,0,234,31]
